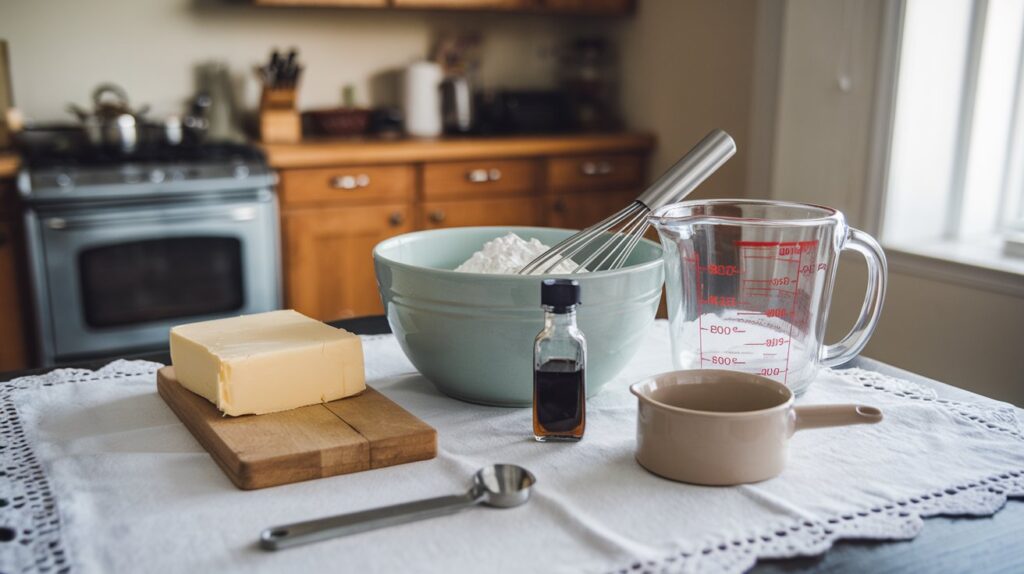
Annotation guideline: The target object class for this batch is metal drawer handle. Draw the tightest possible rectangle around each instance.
[581,161,613,176]
[44,208,257,230]
[429,210,446,224]
[388,212,405,227]
[330,174,371,190]
[467,168,502,183]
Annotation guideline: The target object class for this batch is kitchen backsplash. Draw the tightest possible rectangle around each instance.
[0,0,612,121]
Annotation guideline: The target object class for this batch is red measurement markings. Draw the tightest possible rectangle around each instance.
[743,287,795,295]
[694,256,705,366]
[744,337,787,347]
[735,240,819,248]
[782,245,806,385]
[705,264,740,276]
[740,255,801,263]
[701,295,738,306]
[706,355,745,366]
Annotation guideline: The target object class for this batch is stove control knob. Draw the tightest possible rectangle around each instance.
[169,169,186,182]
[55,173,72,188]
[233,165,250,179]
[149,169,166,183]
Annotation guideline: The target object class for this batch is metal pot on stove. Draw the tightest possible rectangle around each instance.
[67,83,151,154]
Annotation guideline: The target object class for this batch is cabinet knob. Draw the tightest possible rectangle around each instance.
[429,210,446,224]
[553,199,567,213]
[467,168,502,183]
[388,212,405,227]
[581,161,613,176]
[330,174,371,190]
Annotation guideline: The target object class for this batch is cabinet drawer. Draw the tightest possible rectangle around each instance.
[546,153,644,192]
[422,159,539,200]
[546,190,638,230]
[279,165,414,207]
[421,197,542,229]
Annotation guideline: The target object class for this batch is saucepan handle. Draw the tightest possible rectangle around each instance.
[793,404,883,432]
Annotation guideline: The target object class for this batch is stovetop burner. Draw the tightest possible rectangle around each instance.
[17,126,264,169]
[16,127,275,205]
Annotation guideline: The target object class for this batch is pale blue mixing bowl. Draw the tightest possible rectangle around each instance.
[373,226,664,406]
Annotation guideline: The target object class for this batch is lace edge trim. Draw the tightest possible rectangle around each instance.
[607,470,1024,574]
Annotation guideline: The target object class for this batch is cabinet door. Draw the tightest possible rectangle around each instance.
[545,190,637,231]
[0,222,27,370]
[284,204,412,321]
[421,197,542,229]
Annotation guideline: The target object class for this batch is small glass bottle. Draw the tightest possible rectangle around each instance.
[533,279,586,442]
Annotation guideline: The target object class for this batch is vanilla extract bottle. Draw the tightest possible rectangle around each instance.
[533,279,586,442]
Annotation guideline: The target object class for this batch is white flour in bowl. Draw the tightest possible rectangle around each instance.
[454,233,587,275]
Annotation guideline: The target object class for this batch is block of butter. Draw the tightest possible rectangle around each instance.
[169,310,365,416]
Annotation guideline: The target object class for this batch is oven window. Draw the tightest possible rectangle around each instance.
[79,237,244,328]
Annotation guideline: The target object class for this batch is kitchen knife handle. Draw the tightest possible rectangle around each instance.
[260,491,481,550]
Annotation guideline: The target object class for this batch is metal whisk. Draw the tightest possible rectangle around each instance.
[519,129,737,275]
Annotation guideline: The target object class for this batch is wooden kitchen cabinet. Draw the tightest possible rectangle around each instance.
[251,0,632,15]
[253,0,388,7]
[546,153,644,192]
[284,204,413,321]
[269,134,654,319]
[545,190,637,230]
[541,0,634,14]
[391,0,536,9]
[422,197,542,229]
[422,159,539,200]
[0,221,28,371]
[278,164,414,207]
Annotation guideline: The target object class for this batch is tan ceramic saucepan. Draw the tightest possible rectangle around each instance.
[629,370,883,485]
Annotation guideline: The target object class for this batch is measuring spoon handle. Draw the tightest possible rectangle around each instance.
[260,491,482,550]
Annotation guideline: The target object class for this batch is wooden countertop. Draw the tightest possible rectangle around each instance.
[0,153,19,179]
[261,133,655,169]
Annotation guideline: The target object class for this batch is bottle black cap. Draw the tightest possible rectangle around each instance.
[541,279,581,312]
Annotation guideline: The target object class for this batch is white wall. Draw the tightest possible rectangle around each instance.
[0,0,584,121]
[616,0,757,197]
[771,0,1024,405]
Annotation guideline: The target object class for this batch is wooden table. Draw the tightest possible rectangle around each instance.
[1,315,1020,573]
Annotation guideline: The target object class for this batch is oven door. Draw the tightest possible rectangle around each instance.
[32,192,280,363]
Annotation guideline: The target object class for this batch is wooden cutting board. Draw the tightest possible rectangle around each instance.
[157,366,437,490]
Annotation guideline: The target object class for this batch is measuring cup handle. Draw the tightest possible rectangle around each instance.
[821,227,887,368]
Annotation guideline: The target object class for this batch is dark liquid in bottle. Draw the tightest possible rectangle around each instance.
[533,358,585,438]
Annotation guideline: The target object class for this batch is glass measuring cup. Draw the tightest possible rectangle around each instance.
[650,200,887,395]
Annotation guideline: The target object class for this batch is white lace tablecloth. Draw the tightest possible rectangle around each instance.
[2,321,1022,574]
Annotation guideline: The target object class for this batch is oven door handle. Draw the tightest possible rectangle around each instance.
[45,207,258,230]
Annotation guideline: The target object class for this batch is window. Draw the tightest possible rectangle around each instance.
[882,0,1024,266]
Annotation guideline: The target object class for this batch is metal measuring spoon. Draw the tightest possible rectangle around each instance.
[259,464,536,551]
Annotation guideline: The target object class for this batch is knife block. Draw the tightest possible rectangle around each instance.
[259,88,301,144]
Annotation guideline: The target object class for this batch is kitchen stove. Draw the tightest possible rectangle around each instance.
[18,137,281,365]
[19,142,271,203]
